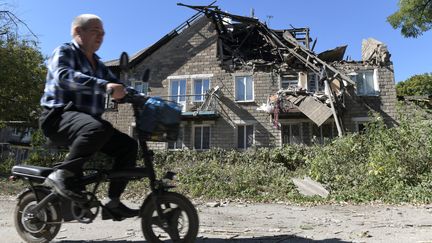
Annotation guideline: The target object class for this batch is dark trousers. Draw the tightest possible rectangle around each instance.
[40,108,138,198]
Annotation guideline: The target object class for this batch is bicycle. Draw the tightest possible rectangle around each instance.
[10,85,199,243]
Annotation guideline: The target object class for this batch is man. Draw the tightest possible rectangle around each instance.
[40,14,138,219]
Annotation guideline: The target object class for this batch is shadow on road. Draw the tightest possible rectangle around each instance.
[57,234,353,243]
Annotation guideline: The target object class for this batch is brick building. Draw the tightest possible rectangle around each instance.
[103,7,397,150]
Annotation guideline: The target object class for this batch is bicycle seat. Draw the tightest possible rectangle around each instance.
[12,165,54,181]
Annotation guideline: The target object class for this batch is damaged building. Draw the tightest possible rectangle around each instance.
[104,4,397,149]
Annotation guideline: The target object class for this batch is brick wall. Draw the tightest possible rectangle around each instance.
[105,16,398,149]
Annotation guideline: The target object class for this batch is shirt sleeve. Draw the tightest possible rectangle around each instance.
[47,44,110,91]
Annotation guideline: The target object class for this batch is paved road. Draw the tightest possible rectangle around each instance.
[1,196,432,243]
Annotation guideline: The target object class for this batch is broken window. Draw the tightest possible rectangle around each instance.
[281,75,298,90]
[237,124,254,149]
[235,76,254,102]
[194,125,210,150]
[281,123,302,145]
[168,127,184,150]
[193,78,210,102]
[350,70,378,96]
[307,73,324,93]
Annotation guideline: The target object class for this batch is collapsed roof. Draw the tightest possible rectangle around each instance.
[179,3,354,87]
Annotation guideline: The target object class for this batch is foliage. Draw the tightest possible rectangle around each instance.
[396,73,432,96]
[0,37,46,122]
[0,10,46,123]
[388,0,432,37]
[309,113,432,203]
[2,111,432,204]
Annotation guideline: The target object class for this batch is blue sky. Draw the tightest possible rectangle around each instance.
[6,0,432,82]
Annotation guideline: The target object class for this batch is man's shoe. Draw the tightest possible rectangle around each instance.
[102,202,139,220]
[44,169,85,202]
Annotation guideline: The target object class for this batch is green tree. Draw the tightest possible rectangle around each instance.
[396,73,432,96]
[388,0,432,38]
[0,10,46,124]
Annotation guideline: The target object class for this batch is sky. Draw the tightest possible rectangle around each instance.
[4,0,432,82]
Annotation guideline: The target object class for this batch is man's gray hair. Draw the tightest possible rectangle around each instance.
[71,14,102,37]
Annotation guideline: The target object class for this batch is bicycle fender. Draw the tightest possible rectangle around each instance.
[16,186,51,203]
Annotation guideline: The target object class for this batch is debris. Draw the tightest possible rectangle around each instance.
[292,176,329,198]
[362,38,391,66]
[206,202,220,207]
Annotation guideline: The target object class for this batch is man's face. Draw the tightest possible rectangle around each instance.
[78,19,105,54]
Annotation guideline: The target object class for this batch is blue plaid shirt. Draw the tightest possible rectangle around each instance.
[41,40,120,117]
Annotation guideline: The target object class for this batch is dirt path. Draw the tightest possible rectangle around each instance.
[1,196,431,243]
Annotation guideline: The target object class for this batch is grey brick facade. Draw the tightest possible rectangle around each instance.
[104,16,398,150]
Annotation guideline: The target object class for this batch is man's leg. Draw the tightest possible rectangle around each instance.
[100,128,139,218]
[44,111,114,199]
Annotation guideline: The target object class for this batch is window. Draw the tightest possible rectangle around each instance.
[168,128,184,150]
[281,78,298,89]
[170,79,186,103]
[235,76,253,101]
[353,117,371,134]
[281,124,302,145]
[194,125,210,150]
[133,81,149,95]
[237,124,254,149]
[312,123,335,144]
[308,73,324,92]
[193,78,210,102]
[349,70,378,96]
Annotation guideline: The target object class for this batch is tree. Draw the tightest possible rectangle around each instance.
[0,9,46,124]
[396,73,432,96]
[388,0,432,38]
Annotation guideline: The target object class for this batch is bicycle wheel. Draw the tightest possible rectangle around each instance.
[14,189,62,243]
[141,191,199,243]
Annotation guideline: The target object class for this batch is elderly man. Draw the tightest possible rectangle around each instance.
[40,14,138,219]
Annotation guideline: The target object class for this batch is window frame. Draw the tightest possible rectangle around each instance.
[169,79,187,103]
[193,125,211,150]
[235,75,254,102]
[349,70,379,96]
[281,123,303,145]
[237,124,254,149]
[132,80,149,95]
[192,78,210,102]
[168,126,184,150]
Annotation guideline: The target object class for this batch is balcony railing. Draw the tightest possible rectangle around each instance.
[160,94,219,113]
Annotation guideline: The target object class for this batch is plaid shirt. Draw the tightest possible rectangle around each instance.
[41,40,120,117]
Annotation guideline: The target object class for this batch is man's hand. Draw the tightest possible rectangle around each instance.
[106,83,126,100]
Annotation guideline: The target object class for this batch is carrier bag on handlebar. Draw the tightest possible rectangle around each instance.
[136,97,181,141]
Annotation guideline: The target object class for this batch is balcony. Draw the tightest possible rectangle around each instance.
[161,92,220,120]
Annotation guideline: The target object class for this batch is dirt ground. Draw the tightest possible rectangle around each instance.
[1,195,432,243]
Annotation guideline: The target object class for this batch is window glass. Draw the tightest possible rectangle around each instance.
[235,76,253,101]
[194,126,210,150]
[170,79,186,103]
[193,79,210,101]
[350,71,376,95]
[168,128,183,149]
[281,124,302,145]
[238,125,254,149]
